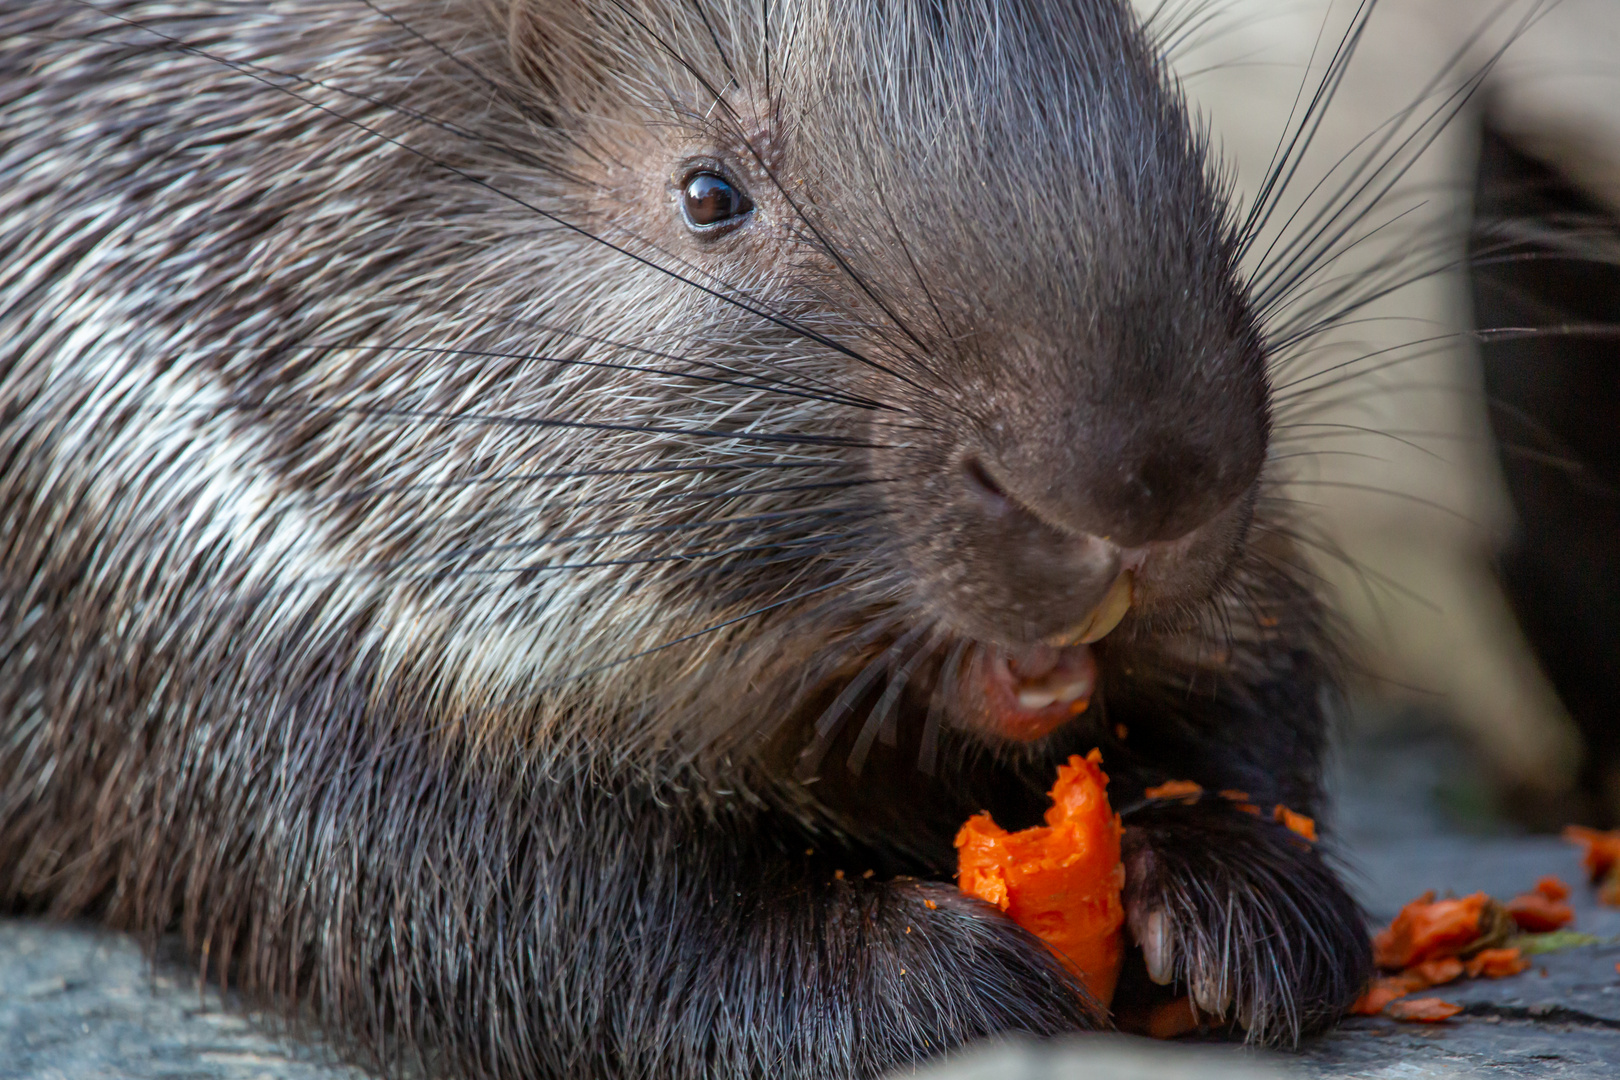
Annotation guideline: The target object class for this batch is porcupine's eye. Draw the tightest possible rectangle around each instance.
[680,171,751,231]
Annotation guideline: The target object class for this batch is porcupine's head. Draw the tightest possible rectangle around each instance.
[297,0,1264,767]
[445,0,1268,767]
[1,0,1265,793]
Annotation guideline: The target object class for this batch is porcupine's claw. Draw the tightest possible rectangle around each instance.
[1132,905,1176,985]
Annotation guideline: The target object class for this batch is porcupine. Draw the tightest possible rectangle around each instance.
[0,0,1377,1076]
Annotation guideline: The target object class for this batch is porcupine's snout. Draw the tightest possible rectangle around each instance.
[894,307,1270,744]
[929,378,1265,740]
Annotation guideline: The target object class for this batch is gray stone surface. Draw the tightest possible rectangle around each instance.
[5,723,1620,1078]
[0,921,371,1080]
[904,1035,1287,1078]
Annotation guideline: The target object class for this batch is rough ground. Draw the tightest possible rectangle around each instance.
[5,720,1619,1079]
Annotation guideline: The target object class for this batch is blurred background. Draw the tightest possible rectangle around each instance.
[1134,0,1620,830]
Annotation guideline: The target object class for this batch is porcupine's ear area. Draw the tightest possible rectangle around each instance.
[501,0,613,115]
[499,1,743,123]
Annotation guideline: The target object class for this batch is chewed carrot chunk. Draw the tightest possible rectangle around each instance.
[1506,890,1574,932]
[1372,891,1491,969]
[1387,997,1463,1023]
[1465,947,1530,979]
[1564,826,1620,880]
[956,750,1125,1007]
[1534,876,1571,902]
[1564,827,1620,906]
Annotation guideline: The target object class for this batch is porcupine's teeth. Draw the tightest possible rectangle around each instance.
[1042,570,1135,649]
[1016,676,1093,712]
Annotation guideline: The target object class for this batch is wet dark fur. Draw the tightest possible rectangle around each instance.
[1,1,1372,1077]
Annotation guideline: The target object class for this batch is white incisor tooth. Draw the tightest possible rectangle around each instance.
[1051,679,1089,704]
[1140,908,1175,985]
[1043,569,1135,648]
[1078,569,1135,644]
[1016,688,1058,710]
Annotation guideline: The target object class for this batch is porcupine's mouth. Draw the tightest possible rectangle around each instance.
[962,569,1135,743]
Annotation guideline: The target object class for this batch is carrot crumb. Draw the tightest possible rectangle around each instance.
[923,899,937,910]
[1350,976,1422,1015]
[1387,997,1462,1023]
[1564,826,1620,883]
[1465,948,1529,979]
[1535,876,1571,902]
[1373,891,1492,969]
[1144,780,1203,802]
[1505,889,1574,932]
[834,869,844,880]
[1409,956,1464,987]
[1273,804,1318,842]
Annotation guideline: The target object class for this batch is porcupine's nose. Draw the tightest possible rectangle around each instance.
[950,400,1264,646]
[960,435,1238,553]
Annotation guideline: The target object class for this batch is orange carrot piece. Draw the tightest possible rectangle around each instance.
[1409,956,1464,987]
[1506,890,1574,933]
[1465,947,1530,979]
[1273,804,1317,842]
[1535,876,1571,902]
[1350,969,1436,1015]
[1564,825,1620,881]
[1350,980,1410,1016]
[1372,892,1490,970]
[1602,868,1620,908]
[956,750,1125,1007]
[1387,997,1463,1023]
[1144,780,1203,802]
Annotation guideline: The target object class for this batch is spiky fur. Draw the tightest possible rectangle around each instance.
[1,2,1371,1077]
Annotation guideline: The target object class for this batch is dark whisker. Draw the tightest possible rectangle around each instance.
[428,477,887,531]
[208,339,896,414]
[149,398,886,451]
[322,461,843,507]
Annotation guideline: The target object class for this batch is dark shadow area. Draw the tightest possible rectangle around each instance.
[1470,122,1620,824]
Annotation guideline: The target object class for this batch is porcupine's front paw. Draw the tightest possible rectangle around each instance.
[875,880,1109,1043]
[1120,803,1372,1043]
